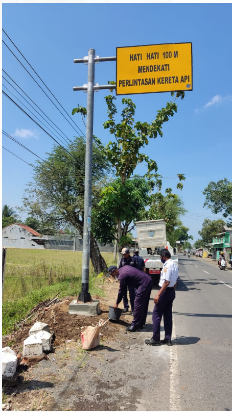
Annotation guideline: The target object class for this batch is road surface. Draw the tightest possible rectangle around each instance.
[173,254,232,411]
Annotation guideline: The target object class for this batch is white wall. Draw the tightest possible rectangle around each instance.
[2,225,44,249]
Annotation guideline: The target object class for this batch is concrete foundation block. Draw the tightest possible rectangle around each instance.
[35,331,52,351]
[2,347,17,378]
[23,335,43,357]
[68,299,101,316]
[29,321,50,336]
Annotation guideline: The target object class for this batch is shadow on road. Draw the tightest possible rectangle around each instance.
[173,311,232,318]
[172,335,200,345]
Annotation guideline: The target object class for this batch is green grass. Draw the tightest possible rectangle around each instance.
[2,248,116,335]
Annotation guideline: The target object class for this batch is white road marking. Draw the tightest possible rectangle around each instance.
[219,280,232,289]
[195,265,198,267]
[203,270,209,274]
[170,315,181,411]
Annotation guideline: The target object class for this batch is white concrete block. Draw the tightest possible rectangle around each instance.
[23,334,43,357]
[35,331,52,351]
[2,347,17,378]
[29,321,50,336]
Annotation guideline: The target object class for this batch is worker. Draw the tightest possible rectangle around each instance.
[133,249,146,272]
[119,247,138,313]
[145,248,178,346]
[108,265,153,332]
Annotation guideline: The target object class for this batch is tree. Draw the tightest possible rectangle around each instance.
[203,179,232,225]
[20,136,111,274]
[168,225,193,248]
[73,91,186,253]
[145,192,187,234]
[182,241,192,250]
[198,219,226,245]
[2,205,20,228]
[24,217,41,231]
[92,176,152,245]
[193,239,205,249]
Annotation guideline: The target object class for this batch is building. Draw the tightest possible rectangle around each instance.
[211,226,232,261]
[2,223,43,249]
[2,223,114,252]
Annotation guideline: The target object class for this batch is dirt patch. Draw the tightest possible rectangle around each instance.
[2,280,131,353]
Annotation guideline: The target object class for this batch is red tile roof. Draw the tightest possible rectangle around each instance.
[18,224,41,236]
[3,223,41,237]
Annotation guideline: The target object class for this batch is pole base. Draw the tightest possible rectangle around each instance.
[77,283,92,303]
[77,291,92,303]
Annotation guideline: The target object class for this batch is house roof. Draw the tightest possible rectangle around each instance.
[4,223,41,237]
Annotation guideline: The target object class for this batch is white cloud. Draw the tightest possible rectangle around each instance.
[12,128,39,139]
[204,94,223,108]
[195,94,231,114]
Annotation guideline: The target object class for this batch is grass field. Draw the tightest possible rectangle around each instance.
[2,248,116,335]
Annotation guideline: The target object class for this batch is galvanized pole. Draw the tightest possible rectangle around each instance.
[78,49,95,303]
[73,52,116,303]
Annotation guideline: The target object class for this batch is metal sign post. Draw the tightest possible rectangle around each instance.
[73,49,116,303]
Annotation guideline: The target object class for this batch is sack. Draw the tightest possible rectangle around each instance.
[81,319,109,350]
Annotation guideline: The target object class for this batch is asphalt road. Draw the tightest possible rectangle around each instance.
[173,254,232,411]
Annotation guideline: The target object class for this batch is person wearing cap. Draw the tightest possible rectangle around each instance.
[108,265,153,332]
[145,248,178,346]
[133,249,146,273]
[119,247,138,313]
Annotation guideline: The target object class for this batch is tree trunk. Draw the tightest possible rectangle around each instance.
[117,218,122,267]
[90,232,108,274]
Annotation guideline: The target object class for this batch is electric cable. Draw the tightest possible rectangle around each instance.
[2,146,33,167]
[2,29,85,136]
[2,90,77,161]
[2,74,70,145]
[2,38,83,137]
[2,130,44,160]
[2,83,69,147]
[2,70,71,143]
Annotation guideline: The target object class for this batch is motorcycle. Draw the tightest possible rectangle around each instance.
[220,259,226,270]
[188,253,191,258]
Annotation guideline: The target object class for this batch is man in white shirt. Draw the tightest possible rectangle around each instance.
[145,248,178,346]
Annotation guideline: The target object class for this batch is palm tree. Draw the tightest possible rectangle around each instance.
[2,205,17,218]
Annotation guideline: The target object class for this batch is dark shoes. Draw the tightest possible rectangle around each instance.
[161,338,172,346]
[145,338,161,346]
[122,308,129,313]
[126,325,138,332]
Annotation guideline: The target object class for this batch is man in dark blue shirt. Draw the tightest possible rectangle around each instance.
[133,249,146,272]
[119,247,138,313]
[108,265,153,332]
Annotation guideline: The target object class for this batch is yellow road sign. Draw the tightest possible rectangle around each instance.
[116,43,192,95]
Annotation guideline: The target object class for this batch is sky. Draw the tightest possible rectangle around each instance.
[2,3,232,243]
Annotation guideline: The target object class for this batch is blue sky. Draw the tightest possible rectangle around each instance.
[2,3,232,243]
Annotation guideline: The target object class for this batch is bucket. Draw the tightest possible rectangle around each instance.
[108,306,123,321]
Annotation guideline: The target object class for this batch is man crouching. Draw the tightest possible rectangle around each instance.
[108,265,153,332]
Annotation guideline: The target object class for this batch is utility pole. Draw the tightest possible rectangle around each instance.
[73,49,116,303]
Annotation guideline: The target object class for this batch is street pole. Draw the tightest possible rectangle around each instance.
[73,51,116,304]
[78,49,95,303]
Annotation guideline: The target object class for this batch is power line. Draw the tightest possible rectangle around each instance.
[2,72,71,145]
[2,130,43,160]
[2,38,83,137]
[2,90,77,161]
[2,29,85,136]
[2,83,69,147]
[2,145,33,167]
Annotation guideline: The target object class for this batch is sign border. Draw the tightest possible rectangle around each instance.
[116,42,193,96]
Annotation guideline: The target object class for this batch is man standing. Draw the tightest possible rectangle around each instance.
[133,249,146,272]
[119,247,138,313]
[108,265,153,331]
[145,248,178,346]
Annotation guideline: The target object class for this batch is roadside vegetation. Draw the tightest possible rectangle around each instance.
[2,248,115,335]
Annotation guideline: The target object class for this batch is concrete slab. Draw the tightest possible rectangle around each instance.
[2,347,17,378]
[23,335,43,357]
[68,299,101,316]
[29,321,50,336]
